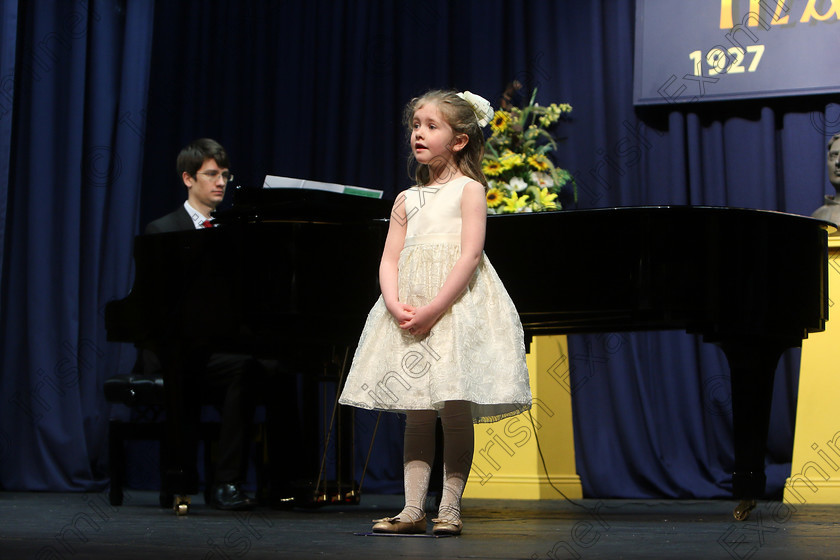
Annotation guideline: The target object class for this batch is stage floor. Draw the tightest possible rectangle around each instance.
[0,490,837,559]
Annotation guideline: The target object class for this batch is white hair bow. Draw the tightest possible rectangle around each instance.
[456,91,494,128]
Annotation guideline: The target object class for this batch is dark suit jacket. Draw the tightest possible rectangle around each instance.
[145,206,196,234]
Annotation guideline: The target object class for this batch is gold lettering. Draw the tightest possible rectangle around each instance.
[720,0,733,29]
[800,0,840,22]
[748,0,763,26]
[748,0,790,27]
[721,0,791,28]
[770,0,790,24]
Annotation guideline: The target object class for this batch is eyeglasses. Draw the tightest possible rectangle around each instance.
[196,170,234,183]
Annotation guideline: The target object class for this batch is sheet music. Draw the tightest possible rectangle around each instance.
[263,175,382,199]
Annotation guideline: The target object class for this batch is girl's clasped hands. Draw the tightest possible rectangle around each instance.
[388,301,440,337]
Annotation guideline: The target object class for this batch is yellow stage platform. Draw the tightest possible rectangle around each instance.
[785,237,840,504]
[464,335,582,500]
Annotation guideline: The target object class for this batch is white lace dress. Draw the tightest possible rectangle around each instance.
[338,176,531,423]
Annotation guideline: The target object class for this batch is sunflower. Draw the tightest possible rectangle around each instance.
[499,151,525,170]
[486,188,504,208]
[482,159,504,177]
[490,110,512,135]
[527,154,550,171]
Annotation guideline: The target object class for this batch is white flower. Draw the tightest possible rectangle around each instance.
[457,91,494,128]
[509,176,528,192]
[532,172,554,188]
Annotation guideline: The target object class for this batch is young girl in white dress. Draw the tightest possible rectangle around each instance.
[338,90,531,536]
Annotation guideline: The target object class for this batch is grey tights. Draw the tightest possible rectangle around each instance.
[398,400,474,523]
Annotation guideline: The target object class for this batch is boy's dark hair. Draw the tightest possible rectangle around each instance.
[176,138,230,178]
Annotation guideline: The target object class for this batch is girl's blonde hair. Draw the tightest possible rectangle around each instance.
[403,90,488,188]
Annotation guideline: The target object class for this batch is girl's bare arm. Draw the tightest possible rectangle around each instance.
[379,192,415,324]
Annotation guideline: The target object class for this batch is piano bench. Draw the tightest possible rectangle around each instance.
[104,373,221,508]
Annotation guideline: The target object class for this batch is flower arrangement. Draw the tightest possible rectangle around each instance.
[482,89,575,213]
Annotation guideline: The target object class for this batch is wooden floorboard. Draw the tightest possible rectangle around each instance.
[0,490,837,559]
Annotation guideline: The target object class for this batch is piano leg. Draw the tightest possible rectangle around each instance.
[156,341,203,516]
[314,346,361,505]
[719,337,790,521]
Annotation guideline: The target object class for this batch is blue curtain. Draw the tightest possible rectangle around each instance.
[0,0,17,285]
[0,0,154,490]
[2,0,838,498]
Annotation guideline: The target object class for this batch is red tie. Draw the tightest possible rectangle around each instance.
[202,220,213,228]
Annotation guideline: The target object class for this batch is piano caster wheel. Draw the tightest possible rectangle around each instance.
[173,495,191,516]
[733,499,756,521]
[343,490,361,505]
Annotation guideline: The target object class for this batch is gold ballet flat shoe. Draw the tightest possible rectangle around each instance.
[372,515,427,534]
[432,517,463,536]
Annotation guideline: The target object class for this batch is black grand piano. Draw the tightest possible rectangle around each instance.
[105,187,831,520]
